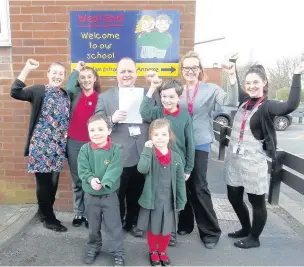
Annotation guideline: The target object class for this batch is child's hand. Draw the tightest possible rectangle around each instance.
[145,140,153,148]
[184,174,190,181]
[75,61,85,72]
[91,178,102,191]
[145,70,158,82]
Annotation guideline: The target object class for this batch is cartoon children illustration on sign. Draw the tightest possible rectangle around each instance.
[135,14,173,59]
[135,15,156,59]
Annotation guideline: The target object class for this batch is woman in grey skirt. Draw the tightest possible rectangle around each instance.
[137,119,186,266]
[224,61,304,249]
[66,61,101,227]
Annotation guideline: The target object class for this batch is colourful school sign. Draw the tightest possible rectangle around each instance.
[70,10,180,77]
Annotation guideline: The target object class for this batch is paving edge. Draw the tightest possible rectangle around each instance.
[0,205,37,248]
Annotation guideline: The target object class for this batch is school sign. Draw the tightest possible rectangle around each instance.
[70,10,180,76]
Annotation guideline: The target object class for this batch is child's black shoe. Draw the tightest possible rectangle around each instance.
[72,215,85,227]
[158,252,171,266]
[149,251,161,266]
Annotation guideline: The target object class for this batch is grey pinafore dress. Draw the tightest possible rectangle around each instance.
[224,102,269,195]
[137,163,175,235]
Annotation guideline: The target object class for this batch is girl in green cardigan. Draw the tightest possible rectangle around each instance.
[137,119,187,266]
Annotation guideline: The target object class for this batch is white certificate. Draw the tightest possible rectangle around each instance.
[119,87,144,124]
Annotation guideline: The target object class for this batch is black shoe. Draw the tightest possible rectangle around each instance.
[234,236,260,249]
[158,252,171,266]
[228,229,250,238]
[114,256,124,266]
[149,252,161,266]
[177,230,191,236]
[130,225,143,237]
[84,218,89,229]
[84,250,98,265]
[72,215,85,227]
[204,241,218,249]
[168,234,176,247]
[43,221,67,232]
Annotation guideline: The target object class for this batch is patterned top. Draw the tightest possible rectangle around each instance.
[28,85,70,173]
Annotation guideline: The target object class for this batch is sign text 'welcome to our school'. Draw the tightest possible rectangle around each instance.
[70,11,180,76]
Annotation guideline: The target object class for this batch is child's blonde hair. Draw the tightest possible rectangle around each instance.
[135,15,155,33]
[149,118,175,145]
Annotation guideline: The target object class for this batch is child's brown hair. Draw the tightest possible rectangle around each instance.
[149,118,175,145]
[87,114,110,129]
[159,79,184,96]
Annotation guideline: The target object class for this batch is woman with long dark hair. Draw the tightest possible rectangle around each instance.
[224,61,304,248]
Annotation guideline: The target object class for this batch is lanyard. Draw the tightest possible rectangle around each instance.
[186,82,200,114]
[239,96,264,142]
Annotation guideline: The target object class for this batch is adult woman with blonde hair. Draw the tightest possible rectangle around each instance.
[10,59,70,232]
[177,51,238,249]
[66,61,101,228]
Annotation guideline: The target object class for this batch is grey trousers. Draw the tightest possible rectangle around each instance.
[67,137,87,217]
[84,192,125,257]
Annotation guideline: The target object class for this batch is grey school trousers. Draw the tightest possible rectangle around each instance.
[67,137,86,217]
[84,192,125,258]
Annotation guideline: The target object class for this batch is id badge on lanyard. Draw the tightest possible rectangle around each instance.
[233,97,264,155]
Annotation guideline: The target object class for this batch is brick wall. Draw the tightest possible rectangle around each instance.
[0,0,220,211]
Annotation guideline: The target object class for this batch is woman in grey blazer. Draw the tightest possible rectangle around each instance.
[177,51,238,249]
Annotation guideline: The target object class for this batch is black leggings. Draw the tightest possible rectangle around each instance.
[227,185,267,238]
[35,172,60,223]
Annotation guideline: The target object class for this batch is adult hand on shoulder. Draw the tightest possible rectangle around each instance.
[145,140,154,148]
[91,178,102,191]
[75,61,85,72]
[24,59,39,72]
[294,61,304,74]
[111,110,127,123]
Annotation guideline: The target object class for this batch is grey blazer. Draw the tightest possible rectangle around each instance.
[95,87,160,168]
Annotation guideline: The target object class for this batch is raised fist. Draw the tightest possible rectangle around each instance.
[75,61,85,72]
[24,59,39,71]
[294,61,304,75]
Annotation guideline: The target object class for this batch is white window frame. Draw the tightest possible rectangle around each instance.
[0,0,11,47]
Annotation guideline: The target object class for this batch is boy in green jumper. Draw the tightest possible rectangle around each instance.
[140,74,195,246]
[78,114,124,266]
[140,75,195,179]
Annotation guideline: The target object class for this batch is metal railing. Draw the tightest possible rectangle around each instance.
[213,121,304,205]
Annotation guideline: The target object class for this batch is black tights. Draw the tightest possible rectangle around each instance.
[227,185,267,239]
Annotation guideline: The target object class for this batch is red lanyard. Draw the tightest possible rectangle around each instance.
[186,82,200,115]
[239,97,264,142]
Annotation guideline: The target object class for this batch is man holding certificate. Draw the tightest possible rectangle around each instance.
[95,57,160,237]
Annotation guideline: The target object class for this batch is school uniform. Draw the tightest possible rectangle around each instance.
[77,138,124,258]
[139,96,195,175]
[137,147,187,234]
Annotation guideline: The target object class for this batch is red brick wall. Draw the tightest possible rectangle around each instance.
[0,0,220,211]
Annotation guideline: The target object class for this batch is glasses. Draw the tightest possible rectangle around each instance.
[182,66,200,72]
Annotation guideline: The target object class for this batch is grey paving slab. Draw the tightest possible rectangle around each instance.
[0,200,303,266]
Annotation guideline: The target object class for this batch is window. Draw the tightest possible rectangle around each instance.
[0,0,11,46]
